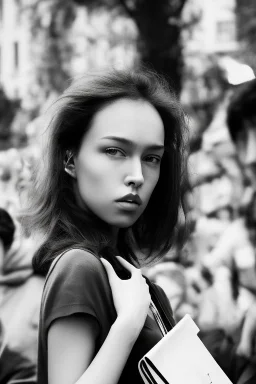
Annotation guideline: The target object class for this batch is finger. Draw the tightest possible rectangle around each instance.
[100,258,119,283]
[116,256,139,274]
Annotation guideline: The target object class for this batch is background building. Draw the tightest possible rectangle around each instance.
[0,0,138,109]
[183,0,238,56]
[0,0,32,100]
[0,0,242,106]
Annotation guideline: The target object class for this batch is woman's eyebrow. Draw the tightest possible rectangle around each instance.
[101,136,165,151]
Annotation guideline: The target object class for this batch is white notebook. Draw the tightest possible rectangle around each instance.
[138,314,233,384]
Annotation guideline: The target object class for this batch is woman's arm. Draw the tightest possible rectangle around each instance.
[48,314,137,384]
[48,256,151,384]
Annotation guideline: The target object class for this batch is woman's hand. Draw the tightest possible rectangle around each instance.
[101,256,151,338]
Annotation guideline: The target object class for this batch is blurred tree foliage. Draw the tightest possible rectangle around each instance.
[75,0,189,94]
[235,0,256,72]
[26,0,190,98]
[27,0,77,98]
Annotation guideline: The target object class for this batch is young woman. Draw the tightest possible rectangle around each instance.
[23,68,188,384]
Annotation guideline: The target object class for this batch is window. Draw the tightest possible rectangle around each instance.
[14,41,19,71]
[216,20,236,43]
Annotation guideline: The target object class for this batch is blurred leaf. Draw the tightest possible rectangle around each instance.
[27,0,77,98]
[72,0,189,93]
[27,0,191,97]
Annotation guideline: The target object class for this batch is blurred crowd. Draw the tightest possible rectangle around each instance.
[0,77,256,383]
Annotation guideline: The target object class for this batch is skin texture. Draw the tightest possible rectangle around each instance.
[48,99,165,384]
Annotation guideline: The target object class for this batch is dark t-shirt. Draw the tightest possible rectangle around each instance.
[37,248,175,384]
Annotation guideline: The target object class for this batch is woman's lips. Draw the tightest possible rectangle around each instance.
[115,193,142,205]
[115,201,141,211]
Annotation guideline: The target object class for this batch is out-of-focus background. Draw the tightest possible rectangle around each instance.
[0,0,256,382]
[0,0,255,220]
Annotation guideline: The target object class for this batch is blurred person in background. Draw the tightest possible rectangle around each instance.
[0,207,44,384]
[202,79,256,297]
[226,79,256,292]
[222,78,256,382]
[172,78,256,384]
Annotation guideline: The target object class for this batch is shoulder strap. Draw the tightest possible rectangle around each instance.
[150,300,168,336]
[146,278,175,331]
[139,357,169,384]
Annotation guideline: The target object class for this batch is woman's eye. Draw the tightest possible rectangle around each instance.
[145,156,161,164]
[105,148,125,157]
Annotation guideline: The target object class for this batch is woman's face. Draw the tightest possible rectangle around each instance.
[74,98,165,228]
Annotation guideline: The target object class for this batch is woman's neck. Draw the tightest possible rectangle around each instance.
[111,227,119,249]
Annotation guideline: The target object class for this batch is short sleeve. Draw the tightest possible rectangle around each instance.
[42,249,113,332]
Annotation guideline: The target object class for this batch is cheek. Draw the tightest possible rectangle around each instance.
[77,153,105,183]
[145,169,161,194]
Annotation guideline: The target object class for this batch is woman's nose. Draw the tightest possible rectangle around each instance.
[124,160,144,188]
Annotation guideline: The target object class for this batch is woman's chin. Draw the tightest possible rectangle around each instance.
[108,218,138,229]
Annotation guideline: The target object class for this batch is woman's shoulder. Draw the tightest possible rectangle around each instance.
[40,247,114,335]
[56,247,100,266]
[47,247,104,282]
[43,247,111,306]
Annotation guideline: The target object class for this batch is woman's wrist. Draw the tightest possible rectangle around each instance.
[112,315,142,345]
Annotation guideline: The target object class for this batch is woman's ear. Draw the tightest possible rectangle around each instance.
[64,150,76,178]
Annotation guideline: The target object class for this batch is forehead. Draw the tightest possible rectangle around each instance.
[85,98,165,145]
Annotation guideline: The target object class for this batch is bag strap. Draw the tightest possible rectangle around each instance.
[140,360,156,384]
[139,357,170,384]
[149,301,168,336]
[146,278,175,332]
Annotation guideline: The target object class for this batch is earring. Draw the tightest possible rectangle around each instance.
[64,150,76,178]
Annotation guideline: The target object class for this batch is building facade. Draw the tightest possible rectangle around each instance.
[0,0,240,105]
[183,0,238,57]
[0,0,32,100]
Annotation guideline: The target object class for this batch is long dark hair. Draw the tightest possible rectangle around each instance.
[22,67,188,275]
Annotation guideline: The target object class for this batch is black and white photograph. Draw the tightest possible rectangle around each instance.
[0,1,256,383]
